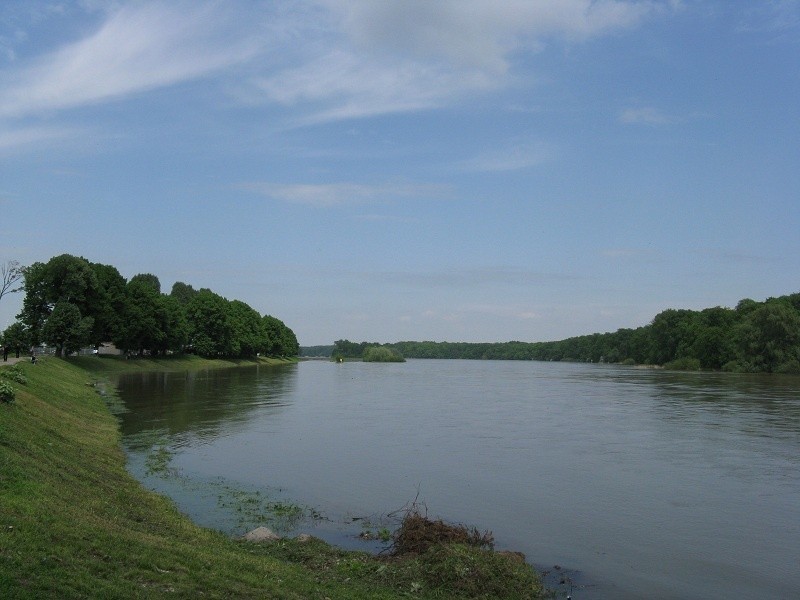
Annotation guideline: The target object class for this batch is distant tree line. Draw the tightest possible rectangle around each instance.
[329,292,800,373]
[299,345,335,357]
[1,254,298,359]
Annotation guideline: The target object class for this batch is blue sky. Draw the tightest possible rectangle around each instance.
[1,1,798,345]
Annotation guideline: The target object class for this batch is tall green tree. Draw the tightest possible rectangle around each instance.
[733,303,800,372]
[229,300,263,358]
[1,322,30,358]
[87,262,127,347]
[263,315,299,357]
[41,301,93,357]
[186,290,234,358]
[113,278,166,356]
[18,254,99,344]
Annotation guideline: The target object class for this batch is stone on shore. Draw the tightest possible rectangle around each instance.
[242,526,281,542]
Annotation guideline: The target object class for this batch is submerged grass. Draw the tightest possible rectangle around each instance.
[0,357,547,599]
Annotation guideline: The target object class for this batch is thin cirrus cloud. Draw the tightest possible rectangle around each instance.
[0,124,73,151]
[0,0,677,136]
[458,142,554,172]
[251,0,673,124]
[239,181,451,208]
[0,2,261,119]
[0,0,674,126]
[618,106,680,125]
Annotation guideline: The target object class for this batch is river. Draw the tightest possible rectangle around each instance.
[116,359,800,599]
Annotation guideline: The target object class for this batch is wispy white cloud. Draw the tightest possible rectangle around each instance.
[322,0,664,68]
[601,248,656,258]
[0,0,676,132]
[0,1,261,119]
[459,303,543,320]
[736,0,800,36]
[353,214,418,223]
[364,267,577,289]
[239,181,449,207]
[251,49,497,125]
[459,142,554,172]
[251,0,675,124]
[0,124,74,151]
[619,106,680,125]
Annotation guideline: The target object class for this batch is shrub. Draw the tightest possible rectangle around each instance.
[362,346,406,363]
[774,360,800,374]
[663,357,701,371]
[1,365,27,385]
[418,543,544,599]
[0,380,15,403]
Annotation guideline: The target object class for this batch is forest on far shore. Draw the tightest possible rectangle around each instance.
[310,292,800,374]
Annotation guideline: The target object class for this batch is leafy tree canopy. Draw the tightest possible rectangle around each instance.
[17,254,298,360]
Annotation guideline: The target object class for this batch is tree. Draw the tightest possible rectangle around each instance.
[159,295,189,355]
[733,303,800,372]
[263,315,299,357]
[129,273,161,294]
[17,254,99,344]
[228,300,263,357]
[170,281,197,305]
[0,260,25,305]
[88,262,127,347]
[186,290,234,357]
[113,278,166,356]
[1,322,30,358]
[41,301,93,357]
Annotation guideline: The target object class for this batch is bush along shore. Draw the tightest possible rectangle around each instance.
[0,355,548,599]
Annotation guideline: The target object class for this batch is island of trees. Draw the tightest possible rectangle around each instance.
[315,292,800,373]
[1,254,298,360]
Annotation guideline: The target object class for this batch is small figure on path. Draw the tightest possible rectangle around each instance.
[2,345,7,362]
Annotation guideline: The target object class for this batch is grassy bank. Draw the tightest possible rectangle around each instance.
[0,357,546,599]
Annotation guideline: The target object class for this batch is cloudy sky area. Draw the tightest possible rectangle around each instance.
[1,0,798,345]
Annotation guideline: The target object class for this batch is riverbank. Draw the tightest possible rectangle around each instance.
[0,356,545,599]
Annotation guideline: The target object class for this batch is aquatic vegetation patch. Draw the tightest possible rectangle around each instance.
[215,485,322,535]
[144,444,178,477]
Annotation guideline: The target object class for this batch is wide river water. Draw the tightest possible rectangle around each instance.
[116,359,800,599]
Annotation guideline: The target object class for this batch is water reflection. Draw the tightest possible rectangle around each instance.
[117,363,297,449]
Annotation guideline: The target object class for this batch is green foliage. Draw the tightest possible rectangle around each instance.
[349,291,800,373]
[18,255,298,361]
[663,357,701,371]
[417,543,544,599]
[40,301,93,357]
[262,315,299,357]
[363,346,406,362]
[1,321,30,356]
[129,272,161,293]
[1,365,28,385]
[169,281,197,305]
[0,379,15,403]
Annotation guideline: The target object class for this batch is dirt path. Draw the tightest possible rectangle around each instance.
[1,356,27,366]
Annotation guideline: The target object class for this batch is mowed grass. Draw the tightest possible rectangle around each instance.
[0,357,546,599]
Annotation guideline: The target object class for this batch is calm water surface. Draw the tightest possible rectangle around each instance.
[117,360,800,599]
